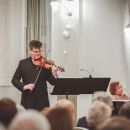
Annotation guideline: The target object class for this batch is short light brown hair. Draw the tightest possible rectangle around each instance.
[109,81,120,95]
[55,99,75,124]
[29,40,42,50]
[46,107,73,130]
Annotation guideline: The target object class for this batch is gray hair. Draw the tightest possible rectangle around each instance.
[87,101,112,128]
[9,110,50,130]
[92,91,113,107]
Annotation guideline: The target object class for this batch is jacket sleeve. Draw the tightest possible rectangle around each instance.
[46,69,56,86]
[11,61,25,92]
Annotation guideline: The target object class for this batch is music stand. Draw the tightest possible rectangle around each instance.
[51,78,110,99]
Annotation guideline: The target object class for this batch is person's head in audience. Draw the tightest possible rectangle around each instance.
[108,81,130,100]
[55,99,75,124]
[97,116,130,130]
[87,101,112,130]
[46,107,73,130]
[92,91,113,108]
[9,110,50,130]
[119,101,130,119]
[0,97,17,127]
[109,81,123,97]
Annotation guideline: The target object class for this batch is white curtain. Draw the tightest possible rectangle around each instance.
[26,0,40,57]
[39,0,52,58]
[26,0,52,58]
[0,0,26,86]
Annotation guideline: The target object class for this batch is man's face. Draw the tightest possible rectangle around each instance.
[30,47,42,60]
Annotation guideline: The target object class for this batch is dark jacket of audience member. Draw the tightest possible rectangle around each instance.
[77,116,88,128]
[119,101,130,119]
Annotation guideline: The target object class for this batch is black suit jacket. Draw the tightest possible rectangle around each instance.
[77,116,88,129]
[11,57,56,110]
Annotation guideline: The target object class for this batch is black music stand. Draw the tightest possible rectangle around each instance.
[51,78,110,99]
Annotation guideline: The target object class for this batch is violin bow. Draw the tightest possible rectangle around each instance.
[34,63,44,85]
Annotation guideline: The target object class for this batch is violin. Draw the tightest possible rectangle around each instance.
[33,56,65,72]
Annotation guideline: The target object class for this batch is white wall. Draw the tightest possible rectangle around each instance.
[79,0,127,85]
[123,0,130,91]
[51,0,127,84]
[51,0,128,119]
[51,0,80,78]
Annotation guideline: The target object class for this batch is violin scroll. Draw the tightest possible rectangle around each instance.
[57,66,65,72]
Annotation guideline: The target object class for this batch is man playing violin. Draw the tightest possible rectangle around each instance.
[11,40,58,111]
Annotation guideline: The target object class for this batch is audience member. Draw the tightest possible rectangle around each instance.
[92,91,113,107]
[55,99,75,125]
[0,98,17,127]
[46,107,73,130]
[77,91,113,128]
[97,116,130,130]
[9,110,50,130]
[108,81,130,115]
[87,101,112,130]
[108,81,129,100]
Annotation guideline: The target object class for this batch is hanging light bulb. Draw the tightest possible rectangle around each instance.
[66,24,72,31]
[62,30,70,39]
[50,0,59,12]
